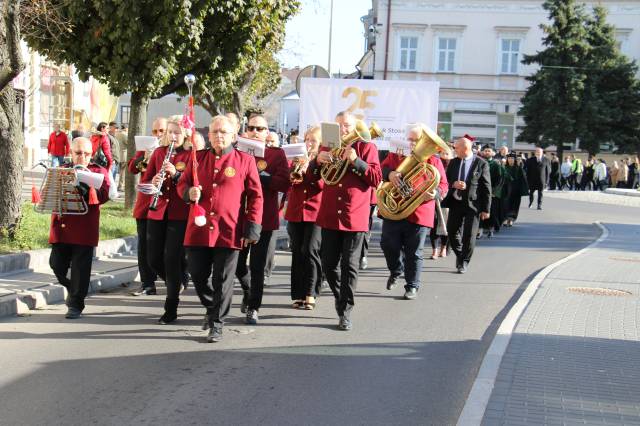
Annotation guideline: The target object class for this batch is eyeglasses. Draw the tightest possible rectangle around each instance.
[247,126,267,132]
[73,151,92,157]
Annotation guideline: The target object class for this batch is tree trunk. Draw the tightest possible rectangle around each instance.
[0,87,24,233]
[124,91,148,212]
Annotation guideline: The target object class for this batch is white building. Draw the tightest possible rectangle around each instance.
[362,0,640,150]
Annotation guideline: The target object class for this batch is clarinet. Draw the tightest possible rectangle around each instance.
[148,138,176,211]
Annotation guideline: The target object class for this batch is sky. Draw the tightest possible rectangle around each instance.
[279,0,372,75]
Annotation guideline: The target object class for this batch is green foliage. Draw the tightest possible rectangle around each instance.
[519,0,640,156]
[0,202,136,254]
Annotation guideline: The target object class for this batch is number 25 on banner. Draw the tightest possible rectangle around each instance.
[342,87,378,119]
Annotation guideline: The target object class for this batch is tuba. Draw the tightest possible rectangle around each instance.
[376,126,451,221]
[320,121,383,186]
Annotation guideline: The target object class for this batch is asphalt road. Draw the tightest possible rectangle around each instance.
[1,197,637,426]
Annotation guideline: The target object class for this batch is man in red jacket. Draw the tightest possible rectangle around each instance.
[49,137,110,319]
[235,114,290,325]
[313,111,382,330]
[48,124,70,167]
[379,124,449,300]
[178,115,263,342]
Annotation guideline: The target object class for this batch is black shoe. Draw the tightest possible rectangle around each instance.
[338,316,352,331]
[131,285,157,296]
[458,261,468,274]
[528,201,533,208]
[158,312,177,325]
[456,256,463,270]
[537,205,542,210]
[65,307,82,319]
[245,309,258,325]
[201,314,210,331]
[206,327,223,343]
[158,299,178,324]
[386,275,399,290]
[359,256,368,270]
[404,288,418,300]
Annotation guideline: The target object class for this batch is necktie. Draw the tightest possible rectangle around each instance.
[459,160,466,182]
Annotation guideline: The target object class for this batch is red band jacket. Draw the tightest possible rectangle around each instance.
[311,140,382,232]
[285,160,324,223]
[48,163,110,247]
[177,146,263,249]
[252,146,290,231]
[379,153,449,228]
[141,145,191,221]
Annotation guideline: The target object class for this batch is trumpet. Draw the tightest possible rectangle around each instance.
[135,149,154,173]
[290,156,308,184]
[320,121,383,186]
[148,138,176,211]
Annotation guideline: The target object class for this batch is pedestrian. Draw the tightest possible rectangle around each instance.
[609,160,620,188]
[235,114,290,325]
[313,111,382,329]
[178,115,263,343]
[524,147,550,210]
[478,145,505,238]
[580,158,595,191]
[379,124,448,299]
[442,135,491,274]
[107,121,121,182]
[116,125,128,192]
[629,156,639,189]
[560,156,572,190]
[142,116,192,324]
[90,122,113,170]
[429,147,453,259]
[570,157,583,190]
[47,123,70,167]
[48,137,110,319]
[594,159,608,191]
[618,158,629,188]
[286,126,323,310]
[503,153,528,227]
[129,117,166,296]
[549,153,560,190]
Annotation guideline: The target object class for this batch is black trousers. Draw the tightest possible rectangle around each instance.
[146,218,187,302]
[380,220,429,290]
[264,231,277,278]
[49,243,94,311]
[136,219,157,288]
[287,221,322,300]
[321,229,365,318]
[187,247,239,328]
[446,203,480,265]
[236,230,273,310]
[529,187,543,207]
[360,205,376,259]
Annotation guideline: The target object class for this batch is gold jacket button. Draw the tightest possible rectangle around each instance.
[212,183,217,187]
[337,209,342,214]
[209,226,214,230]
[338,197,342,201]
[303,189,307,193]
[61,224,66,228]
[214,169,219,173]
[338,183,343,187]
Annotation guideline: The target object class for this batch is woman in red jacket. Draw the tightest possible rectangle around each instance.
[90,122,113,170]
[141,117,192,324]
[285,126,324,310]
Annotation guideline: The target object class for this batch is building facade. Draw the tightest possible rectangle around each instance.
[363,0,640,150]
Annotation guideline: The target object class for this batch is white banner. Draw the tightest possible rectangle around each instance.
[299,78,440,150]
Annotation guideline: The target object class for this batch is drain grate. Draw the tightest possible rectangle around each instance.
[609,256,640,263]
[567,287,632,297]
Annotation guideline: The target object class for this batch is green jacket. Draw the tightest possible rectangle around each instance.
[487,158,506,199]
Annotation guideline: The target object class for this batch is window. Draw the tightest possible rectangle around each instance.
[500,39,521,74]
[399,36,418,71]
[437,38,457,72]
[120,105,131,126]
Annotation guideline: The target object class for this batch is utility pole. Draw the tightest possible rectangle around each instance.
[328,0,334,76]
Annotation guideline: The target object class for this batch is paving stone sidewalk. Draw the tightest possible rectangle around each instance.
[482,223,640,426]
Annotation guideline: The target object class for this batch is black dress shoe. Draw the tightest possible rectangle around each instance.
[65,307,82,319]
[207,327,223,343]
[131,286,157,296]
[158,312,177,325]
[338,316,352,331]
[404,288,418,300]
[458,261,468,274]
[537,205,543,210]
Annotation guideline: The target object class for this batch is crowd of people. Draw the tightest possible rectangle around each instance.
[555,154,640,191]
[46,108,622,344]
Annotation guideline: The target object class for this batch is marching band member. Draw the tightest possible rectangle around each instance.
[49,137,111,319]
[130,117,166,296]
[235,114,290,325]
[285,126,324,310]
[380,124,449,300]
[178,115,263,343]
[142,117,192,324]
[313,111,382,331]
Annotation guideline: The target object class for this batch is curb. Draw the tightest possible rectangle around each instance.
[456,221,609,426]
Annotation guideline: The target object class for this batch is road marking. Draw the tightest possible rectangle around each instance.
[456,221,608,426]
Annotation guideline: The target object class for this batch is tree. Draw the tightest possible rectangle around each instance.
[0,0,25,232]
[579,6,640,156]
[518,0,591,159]
[24,0,299,211]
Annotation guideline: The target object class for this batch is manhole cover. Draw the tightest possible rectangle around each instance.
[609,256,640,263]
[567,287,632,296]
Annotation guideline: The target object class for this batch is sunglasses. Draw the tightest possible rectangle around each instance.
[247,125,267,132]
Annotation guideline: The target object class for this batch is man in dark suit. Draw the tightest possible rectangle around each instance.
[524,147,550,210]
[442,135,492,274]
